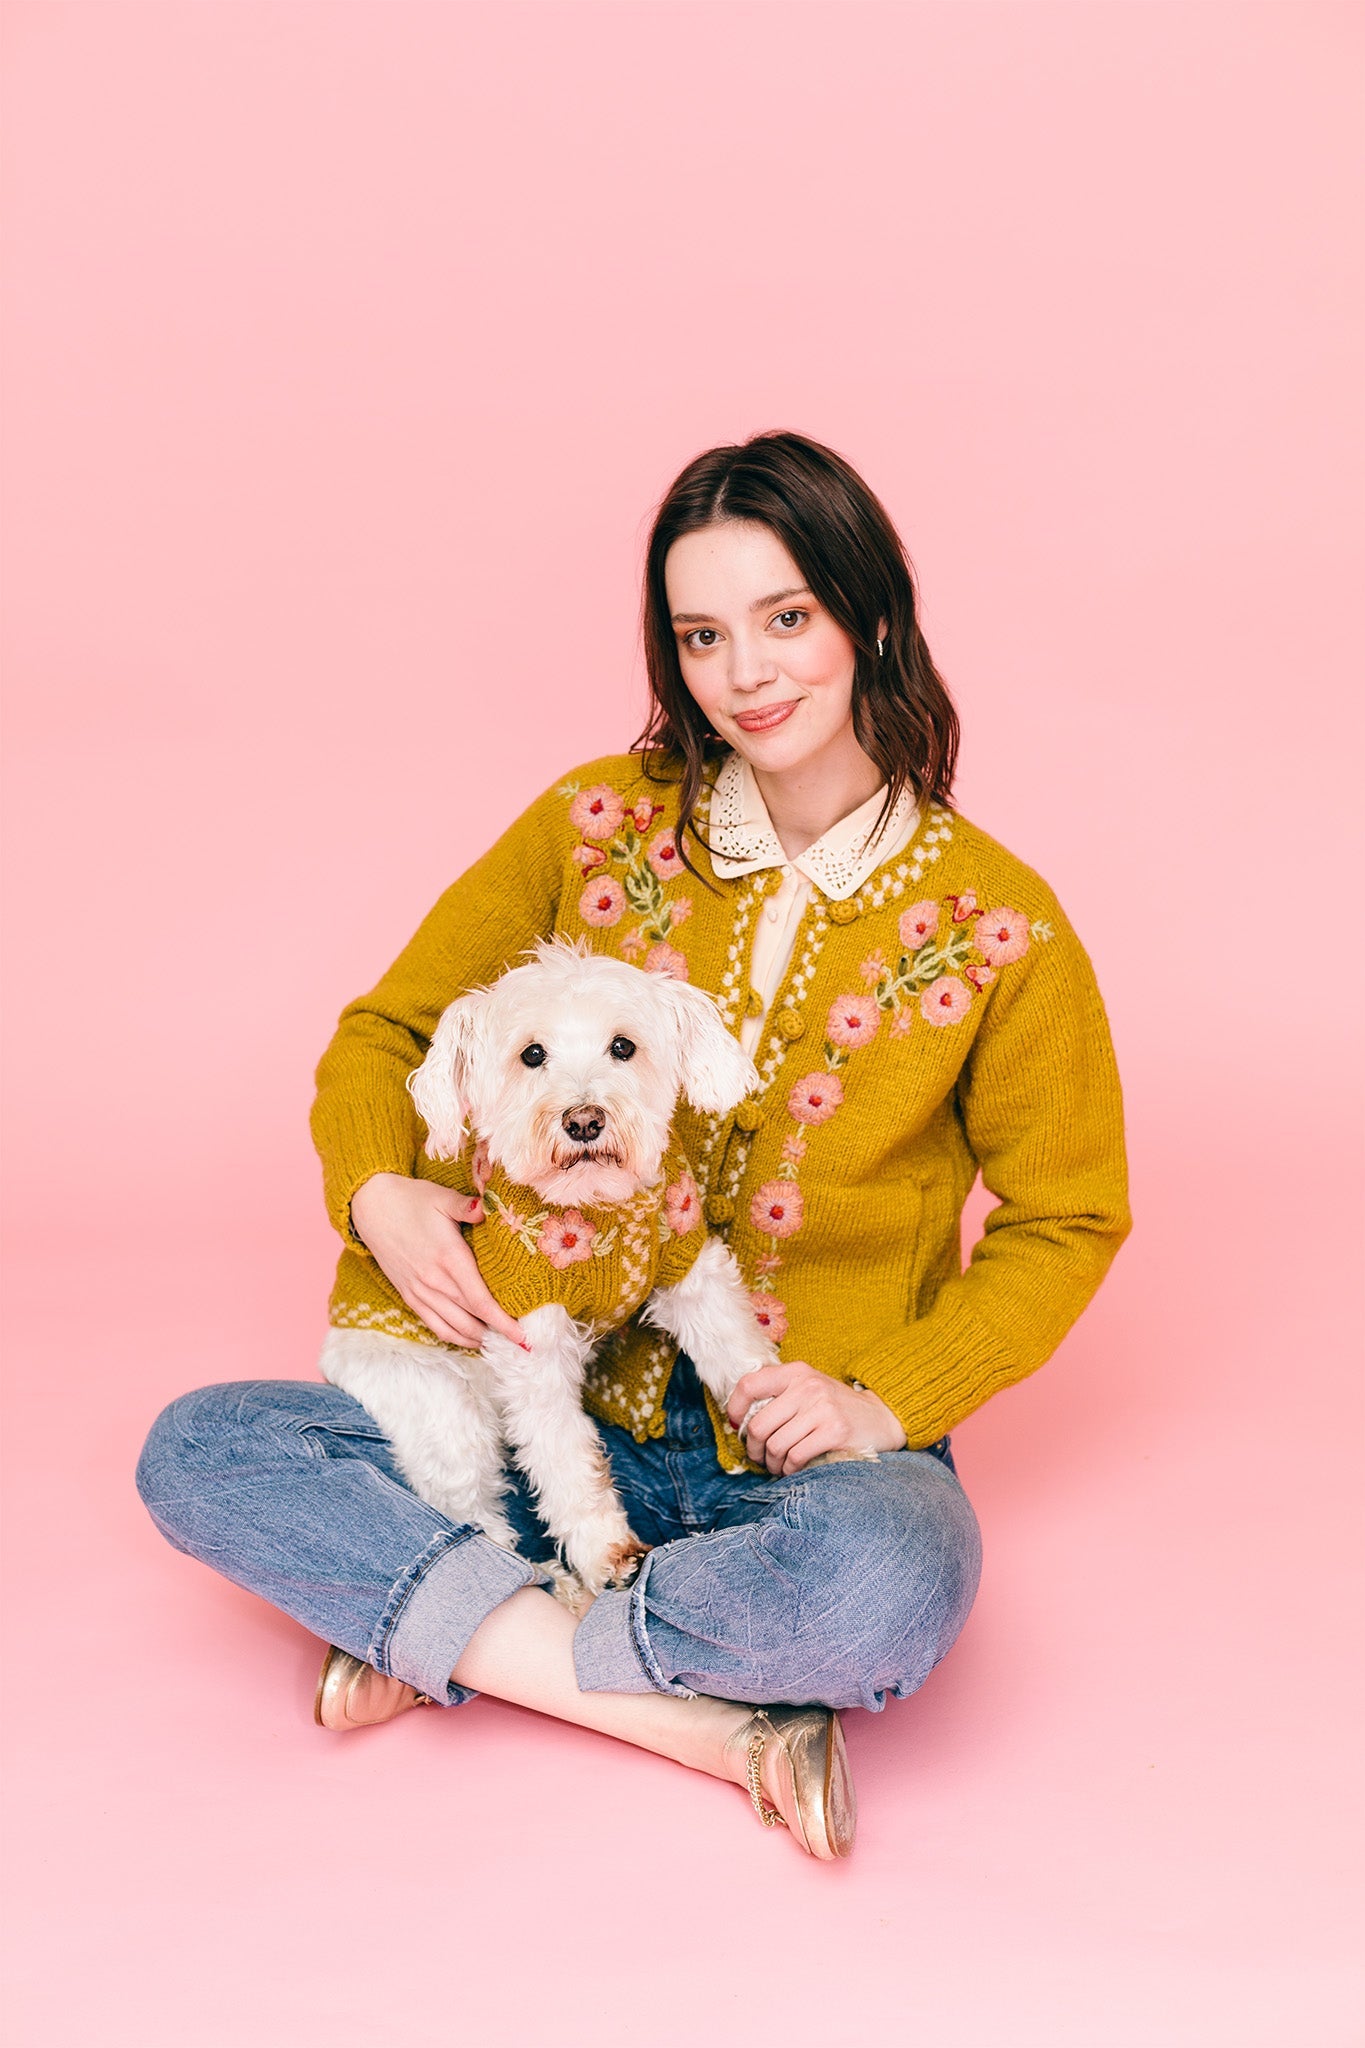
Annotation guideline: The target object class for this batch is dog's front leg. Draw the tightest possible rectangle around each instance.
[641,1234,781,1414]
[483,1306,647,1596]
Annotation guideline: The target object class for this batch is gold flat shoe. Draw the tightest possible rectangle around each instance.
[313,1644,434,1731]
[723,1703,857,1860]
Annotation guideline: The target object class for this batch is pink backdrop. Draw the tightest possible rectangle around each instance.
[3,2,1361,2042]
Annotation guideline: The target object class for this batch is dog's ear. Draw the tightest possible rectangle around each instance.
[407,990,485,1160]
[655,976,760,1114]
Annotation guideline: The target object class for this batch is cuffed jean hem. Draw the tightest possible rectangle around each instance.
[571,1550,699,1700]
[380,1527,541,1705]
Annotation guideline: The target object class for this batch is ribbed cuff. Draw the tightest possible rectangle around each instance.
[378,1528,540,1704]
[572,1551,697,1699]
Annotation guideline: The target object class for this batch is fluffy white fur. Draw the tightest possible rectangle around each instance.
[319,936,786,1599]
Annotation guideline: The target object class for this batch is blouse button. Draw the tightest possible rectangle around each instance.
[704,1194,735,1226]
[827,898,862,924]
[776,1010,806,1041]
[765,906,779,923]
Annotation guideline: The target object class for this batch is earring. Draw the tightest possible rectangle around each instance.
[876,637,884,658]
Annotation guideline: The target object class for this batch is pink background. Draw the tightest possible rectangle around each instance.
[3,2,1361,2042]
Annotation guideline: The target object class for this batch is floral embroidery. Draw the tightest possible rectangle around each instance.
[748,1291,788,1342]
[663,1172,700,1235]
[539,1210,595,1267]
[736,889,1044,1332]
[481,1184,620,1263]
[920,975,973,1027]
[976,907,1031,966]
[569,784,625,842]
[898,900,939,948]
[750,1179,803,1237]
[646,826,682,882]
[787,1071,844,1124]
[561,780,690,966]
[826,994,880,1048]
[579,876,626,926]
[644,941,688,979]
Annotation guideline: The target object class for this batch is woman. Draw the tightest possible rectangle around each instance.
[136,430,1131,1861]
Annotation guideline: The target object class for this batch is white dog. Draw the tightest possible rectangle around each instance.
[318,936,784,1597]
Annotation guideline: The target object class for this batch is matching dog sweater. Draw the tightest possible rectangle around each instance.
[313,746,1132,1469]
[327,1139,707,1354]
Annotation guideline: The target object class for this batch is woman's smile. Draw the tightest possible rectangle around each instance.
[731,698,801,733]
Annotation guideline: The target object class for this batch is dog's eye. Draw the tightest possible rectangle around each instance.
[609,1036,636,1061]
[520,1043,547,1068]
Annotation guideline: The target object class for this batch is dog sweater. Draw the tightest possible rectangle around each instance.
[313,747,1132,1469]
[327,1138,707,1356]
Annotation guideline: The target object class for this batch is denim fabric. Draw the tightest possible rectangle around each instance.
[136,1352,981,1712]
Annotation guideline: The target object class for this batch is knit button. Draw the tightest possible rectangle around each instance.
[744,986,764,1017]
[776,1010,806,1041]
[734,1100,764,1133]
[704,1195,735,1226]
[827,898,862,923]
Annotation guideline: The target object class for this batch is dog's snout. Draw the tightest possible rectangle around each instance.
[562,1103,607,1145]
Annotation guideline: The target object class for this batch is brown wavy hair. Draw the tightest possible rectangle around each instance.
[630,429,960,889]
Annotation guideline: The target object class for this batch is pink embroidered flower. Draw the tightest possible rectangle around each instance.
[750,1180,804,1238]
[618,929,647,961]
[664,1172,700,1234]
[471,1138,493,1193]
[668,895,693,929]
[890,1006,915,1036]
[753,1251,783,1277]
[899,900,939,949]
[748,1292,788,1342]
[965,962,997,992]
[569,784,625,843]
[631,801,662,833]
[946,891,979,925]
[826,995,880,1048]
[538,1208,595,1267]
[787,1071,844,1125]
[859,950,887,987]
[920,976,973,1027]
[579,876,626,926]
[780,1130,808,1163]
[495,1201,525,1231]
[646,826,683,882]
[975,907,1031,967]
[644,942,689,980]
[570,843,607,874]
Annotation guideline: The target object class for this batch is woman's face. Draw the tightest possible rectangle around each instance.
[665,521,875,776]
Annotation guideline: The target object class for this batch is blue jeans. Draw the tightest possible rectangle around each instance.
[135,1351,982,1713]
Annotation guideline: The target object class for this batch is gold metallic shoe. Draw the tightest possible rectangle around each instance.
[312,1645,434,1731]
[723,1704,857,1860]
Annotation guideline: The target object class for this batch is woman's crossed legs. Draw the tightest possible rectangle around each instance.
[134,1355,981,1833]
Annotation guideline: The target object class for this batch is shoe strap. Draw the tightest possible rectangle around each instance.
[745,1733,789,1830]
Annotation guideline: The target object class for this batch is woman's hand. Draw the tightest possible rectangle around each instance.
[726,1361,908,1476]
[348,1172,531,1352]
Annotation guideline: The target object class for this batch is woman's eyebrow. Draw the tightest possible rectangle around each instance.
[671,586,814,625]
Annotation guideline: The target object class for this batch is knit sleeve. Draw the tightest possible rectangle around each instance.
[309,769,575,1254]
[843,895,1133,1447]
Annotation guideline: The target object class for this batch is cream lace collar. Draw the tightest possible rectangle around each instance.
[705,746,919,900]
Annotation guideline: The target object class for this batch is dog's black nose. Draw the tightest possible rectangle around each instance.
[562,1104,607,1145]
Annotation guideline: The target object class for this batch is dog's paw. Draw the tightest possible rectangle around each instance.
[541,1561,594,1616]
[566,1527,650,1596]
[603,1535,650,1588]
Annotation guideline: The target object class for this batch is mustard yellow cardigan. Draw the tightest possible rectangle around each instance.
[312,750,1132,1469]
